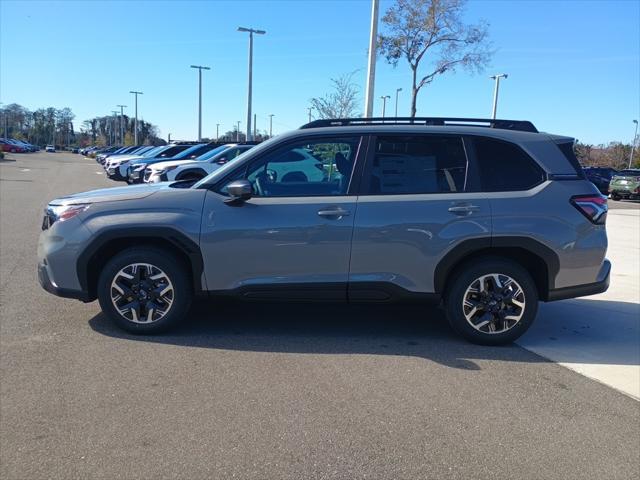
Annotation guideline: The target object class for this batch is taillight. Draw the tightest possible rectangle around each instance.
[571,194,607,224]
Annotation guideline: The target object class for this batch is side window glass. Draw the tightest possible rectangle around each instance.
[473,137,545,192]
[243,137,360,197]
[368,135,467,194]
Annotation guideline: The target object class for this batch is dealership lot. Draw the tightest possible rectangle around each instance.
[1,152,639,479]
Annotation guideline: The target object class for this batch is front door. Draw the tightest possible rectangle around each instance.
[200,135,364,299]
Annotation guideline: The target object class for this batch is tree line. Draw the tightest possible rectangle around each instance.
[0,103,164,147]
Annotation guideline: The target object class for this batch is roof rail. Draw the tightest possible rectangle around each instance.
[300,117,538,133]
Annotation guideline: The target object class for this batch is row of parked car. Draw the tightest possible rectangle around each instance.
[85,142,258,184]
[583,166,640,201]
[0,138,40,153]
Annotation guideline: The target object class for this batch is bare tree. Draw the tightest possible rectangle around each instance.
[310,71,361,119]
[378,0,492,117]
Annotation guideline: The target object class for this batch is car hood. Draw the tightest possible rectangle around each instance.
[107,154,146,164]
[148,159,199,171]
[49,183,171,206]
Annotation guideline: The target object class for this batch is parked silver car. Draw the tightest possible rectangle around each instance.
[38,117,609,344]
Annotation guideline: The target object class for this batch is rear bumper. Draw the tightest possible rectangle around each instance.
[546,259,611,301]
[38,262,91,302]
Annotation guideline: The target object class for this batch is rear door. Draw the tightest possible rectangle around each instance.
[349,134,492,297]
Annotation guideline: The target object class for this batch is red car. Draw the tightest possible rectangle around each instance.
[0,139,27,153]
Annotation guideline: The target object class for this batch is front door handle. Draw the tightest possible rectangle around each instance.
[448,204,480,215]
[317,207,351,218]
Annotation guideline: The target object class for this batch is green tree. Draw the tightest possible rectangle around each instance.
[378,0,492,117]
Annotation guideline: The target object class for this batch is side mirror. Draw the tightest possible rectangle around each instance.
[224,179,253,205]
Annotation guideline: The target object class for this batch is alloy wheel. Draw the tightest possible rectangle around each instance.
[462,273,525,334]
[110,263,174,324]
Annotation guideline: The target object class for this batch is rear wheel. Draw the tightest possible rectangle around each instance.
[610,192,621,201]
[97,247,192,334]
[445,257,538,345]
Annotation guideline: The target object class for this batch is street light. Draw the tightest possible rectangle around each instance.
[394,88,402,117]
[190,65,211,141]
[268,114,274,137]
[216,123,220,141]
[238,26,266,141]
[129,90,143,144]
[380,95,390,117]
[630,120,639,168]
[490,74,508,119]
[364,0,380,117]
[307,107,313,123]
[117,105,127,145]
[236,121,241,142]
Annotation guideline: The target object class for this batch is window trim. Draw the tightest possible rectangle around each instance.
[211,134,367,198]
[358,133,472,196]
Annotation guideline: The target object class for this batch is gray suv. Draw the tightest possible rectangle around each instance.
[37,117,610,345]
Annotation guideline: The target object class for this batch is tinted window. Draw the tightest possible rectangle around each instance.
[157,145,190,158]
[367,135,467,194]
[230,137,360,197]
[473,137,545,192]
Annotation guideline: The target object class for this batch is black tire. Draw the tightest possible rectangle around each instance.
[444,257,538,345]
[97,247,192,334]
[610,192,621,201]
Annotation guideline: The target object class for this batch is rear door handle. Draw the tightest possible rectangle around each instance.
[448,204,480,215]
[317,207,351,218]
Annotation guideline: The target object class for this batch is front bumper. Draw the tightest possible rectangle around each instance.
[128,168,146,184]
[547,259,611,301]
[107,166,127,181]
[38,262,91,302]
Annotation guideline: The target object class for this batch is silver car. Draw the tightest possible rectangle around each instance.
[37,118,610,345]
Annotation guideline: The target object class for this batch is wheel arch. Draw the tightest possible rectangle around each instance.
[77,227,205,301]
[434,237,559,301]
[175,168,207,181]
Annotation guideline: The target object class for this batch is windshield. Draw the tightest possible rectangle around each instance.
[171,143,206,159]
[194,145,229,161]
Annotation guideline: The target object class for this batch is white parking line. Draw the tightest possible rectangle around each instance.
[519,210,640,400]
[20,168,30,172]
[95,171,103,175]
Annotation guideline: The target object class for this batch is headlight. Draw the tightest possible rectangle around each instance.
[131,164,146,171]
[45,204,90,227]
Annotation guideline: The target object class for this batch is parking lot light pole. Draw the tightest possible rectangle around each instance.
[269,114,274,137]
[380,95,390,117]
[490,74,508,119]
[236,121,241,142]
[364,0,379,118]
[238,27,266,142]
[394,88,402,117]
[216,124,220,141]
[129,91,143,144]
[190,65,211,142]
[307,107,313,123]
[117,105,127,145]
[630,120,639,168]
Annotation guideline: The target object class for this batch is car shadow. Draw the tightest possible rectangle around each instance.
[89,300,552,371]
[89,298,639,369]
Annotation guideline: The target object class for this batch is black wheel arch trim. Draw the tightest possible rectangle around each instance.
[76,227,205,300]
[433,236,560,299]
[176,168,207,180]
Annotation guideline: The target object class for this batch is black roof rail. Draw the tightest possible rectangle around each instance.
[300,117,538,133]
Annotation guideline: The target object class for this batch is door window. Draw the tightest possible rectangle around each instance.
[241,137,360,197]
[365,135,468,194]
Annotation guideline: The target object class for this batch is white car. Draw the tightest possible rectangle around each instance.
[45,145,55,153]
[145,144,254,183]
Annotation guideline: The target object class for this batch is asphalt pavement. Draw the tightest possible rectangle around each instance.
[1,152,639,480]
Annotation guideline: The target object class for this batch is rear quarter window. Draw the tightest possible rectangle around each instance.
[473,137,545,192]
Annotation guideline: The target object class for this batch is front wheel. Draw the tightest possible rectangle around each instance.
[445,258,538,345]
[97,247,192,334]
[610,192,621,201]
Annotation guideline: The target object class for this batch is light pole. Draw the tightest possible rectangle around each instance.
[117,105,126,144]
[236,121,241,142]
[364,0,379,117]
[394,88,402,117]
[380,95,390,117]
[111,111,118,145]
[190,65,210,141]
[268,114,274,137]
[216,123,220,141]
[490,74,508,119]
[129,90,143,144]
[238,26,266,141]
[253,113,257,139]
[629,120,639,168]
[307,107,313,123]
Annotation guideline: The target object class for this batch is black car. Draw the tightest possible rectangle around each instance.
[583,167,617,195]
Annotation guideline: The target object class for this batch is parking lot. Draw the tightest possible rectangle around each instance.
[1,152,639,479]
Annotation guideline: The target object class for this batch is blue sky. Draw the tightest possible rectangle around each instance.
[1,0,638,144]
